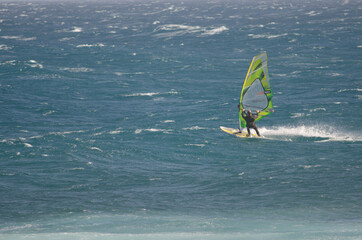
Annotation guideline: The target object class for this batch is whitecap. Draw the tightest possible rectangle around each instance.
[205,117,218,121]
[125,92,159,97]
[90,147,103,152]
[24,143,33,148]
[162,120,175,123]
[146,128,173,133]
[109,130,122,134]
[247,24,265,28]
[182,126,207,130]
[93,131,105,136]
[114,72,144,76]
[202,26,229,36]
[43,110,55,116]
[248,33,287,39]
[49,130,86,136]
[338,88,362,93]
[290,113,305,118]
[0,35,36,41]
[135,128,172,134]
[1,224,33,232]
[76,43,105,48]
[306,11,321,16]
[0,44,11,50]
[71,167,85,171]
[154,24,228,38]
[20,37,36,41]
[0,36,21,40]
[308,108,326,112]
[273,73,288,77]
[70,26,83,33]
[123,91,178,97]
[0,60,16,66]
[26,60,43,69]
[149,178,162,181]
[299,165,321,169]
[60,67,93,72]
[59,37,74,42]
[185,144,205,147]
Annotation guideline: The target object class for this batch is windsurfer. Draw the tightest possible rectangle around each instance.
[238,104,261,137]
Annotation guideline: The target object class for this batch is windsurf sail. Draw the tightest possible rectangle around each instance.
[239,52,273,128]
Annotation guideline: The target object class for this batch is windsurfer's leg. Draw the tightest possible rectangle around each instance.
[246,127,251,137]
[253,126,261,136]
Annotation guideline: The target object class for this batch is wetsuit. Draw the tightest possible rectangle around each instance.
[242,111,261,136]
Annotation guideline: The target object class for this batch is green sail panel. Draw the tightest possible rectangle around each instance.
[239,52,273,128]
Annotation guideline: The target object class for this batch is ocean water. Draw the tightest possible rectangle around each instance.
[0,0,361,239]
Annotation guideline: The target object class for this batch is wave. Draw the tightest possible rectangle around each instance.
[248,33,288,39]
[90,147,103,152]
[60,67,94,73]
[59,37,75,42]
[23,143,33,148]
[162,120,175,123]
[182,126,207,130]
[26,60,43,69]
[185,143,205,147]
[123,91,179,97]
[0,44,11,50]
[306,10,322,16]
[69,27,83,33]
[337,88,362,93]
[114,72,145,76]
[154,24,228,38]
[0,35,36,41]
[260,125,362,142]
[135,128,173,134]
[76,43,105,48]
[202,26,229,36]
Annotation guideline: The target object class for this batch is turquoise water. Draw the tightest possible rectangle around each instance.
[0,0,361,239]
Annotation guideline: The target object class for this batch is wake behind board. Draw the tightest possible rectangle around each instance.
[220,126,259,138]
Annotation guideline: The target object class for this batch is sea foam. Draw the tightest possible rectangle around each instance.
[260,125,362,142]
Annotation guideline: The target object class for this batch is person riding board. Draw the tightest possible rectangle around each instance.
[238,104,261,137]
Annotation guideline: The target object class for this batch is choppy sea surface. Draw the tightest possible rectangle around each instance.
[0,0,361,239]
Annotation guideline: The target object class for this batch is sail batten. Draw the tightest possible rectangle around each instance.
[239,52,273,128]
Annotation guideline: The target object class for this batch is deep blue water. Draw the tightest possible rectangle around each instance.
[0,0,361,239]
